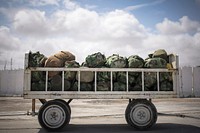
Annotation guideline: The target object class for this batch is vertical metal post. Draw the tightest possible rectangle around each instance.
[142,71,144,91]
[126,71,129,92]
[111,71,113,91]
[94,71,97,92]
[62,71,64,91]
[45,71,48,91]
[157,71,160,91]
[32,99,35,116]
[78,71,80,92]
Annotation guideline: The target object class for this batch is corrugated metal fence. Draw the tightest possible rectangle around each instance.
[0,67,200,97]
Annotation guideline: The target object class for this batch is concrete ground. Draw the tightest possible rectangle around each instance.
[0,97,200,133]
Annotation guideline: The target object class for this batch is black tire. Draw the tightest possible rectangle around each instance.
[125,99,157,130]
[53,99,71,114]
[38,100,70,131]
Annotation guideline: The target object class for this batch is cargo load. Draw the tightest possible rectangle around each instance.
[29,49,175,92]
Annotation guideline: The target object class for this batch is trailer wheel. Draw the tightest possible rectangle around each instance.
[38,100,70,131]
[125,99,157,130]
[53,99,71,114]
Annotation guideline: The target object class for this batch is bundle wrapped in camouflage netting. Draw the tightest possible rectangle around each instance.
[106,54,127,68]
[28,51,47,67]
[142,49,173,91]
[64,60,80,81]
[29,51,47,82]
[29,51,48,91]
[128,55,144,68]
[105,54,128,91]
[85,52,106,68]
[144,58,167,68]
[96,67,117,91]
[71,82,93,91]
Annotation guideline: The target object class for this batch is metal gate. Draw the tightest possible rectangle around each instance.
[179,67,200,97]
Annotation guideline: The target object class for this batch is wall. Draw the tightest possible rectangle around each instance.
[0,70,24,96]
[179,67,200,97]
[0,68,199,97]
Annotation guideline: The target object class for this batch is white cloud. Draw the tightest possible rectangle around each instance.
[50,8,100,38]
[0,26,24,69]
[12,8,147,43]
[13,9,49,37]
[156,16,200,35]
[0,26,20,50]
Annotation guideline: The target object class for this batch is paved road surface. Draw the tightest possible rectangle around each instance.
[0,97,200,133]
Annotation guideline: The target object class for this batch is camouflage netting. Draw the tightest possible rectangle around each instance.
[29,51,47,91]
[64,60,80,81]
[97,68,115,82]
[28,51,47,67]
[128,55,144,68]
[31,81,46,91]
[144,58,167,68]
[85,52,106,67]
[106,54,127,68]
[71,82,93,91]
[102,54,127,91]
[97,81,110,91]
[29,49,174,92]
[141,50,172,91]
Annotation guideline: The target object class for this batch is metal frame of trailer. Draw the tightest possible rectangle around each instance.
[23,53,179,131]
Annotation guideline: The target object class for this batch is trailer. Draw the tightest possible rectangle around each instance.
[23,53,179,131]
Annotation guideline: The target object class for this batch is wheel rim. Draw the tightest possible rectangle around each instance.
[130,104,152,126]
[42,104,66,129]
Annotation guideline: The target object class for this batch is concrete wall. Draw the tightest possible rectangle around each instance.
[0,67,199,97]
[0,70,24,96]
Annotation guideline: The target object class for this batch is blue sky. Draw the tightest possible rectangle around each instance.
[0,0,200,69]
[1,0,200,28]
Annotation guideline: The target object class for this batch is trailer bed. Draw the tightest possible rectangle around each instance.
[24,67,179,99]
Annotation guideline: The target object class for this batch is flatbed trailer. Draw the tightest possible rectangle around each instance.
[23,53,179,131]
